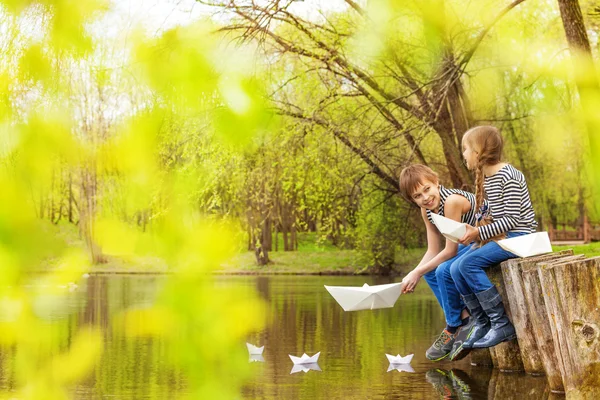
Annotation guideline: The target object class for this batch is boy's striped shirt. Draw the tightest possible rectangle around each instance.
[478,164,537,241]
[426,186,478,227]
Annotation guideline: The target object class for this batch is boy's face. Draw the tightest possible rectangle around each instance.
[411,179,440,210]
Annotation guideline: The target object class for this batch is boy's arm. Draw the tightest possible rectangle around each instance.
[402,195,468,292]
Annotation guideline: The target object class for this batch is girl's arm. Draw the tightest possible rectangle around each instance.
[402,195,469,292]
[477,179,522,241]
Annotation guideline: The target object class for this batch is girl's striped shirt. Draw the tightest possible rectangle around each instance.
[478,164,537,241]
[426,185,478,227]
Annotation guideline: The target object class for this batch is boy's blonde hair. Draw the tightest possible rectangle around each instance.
[399,164,439,201]
[462,125,505,243]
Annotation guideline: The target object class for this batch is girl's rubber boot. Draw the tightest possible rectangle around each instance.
[449,294,490,361]
[472,286,517,349]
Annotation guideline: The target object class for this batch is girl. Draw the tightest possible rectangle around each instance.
[398,164,479,361]
[449,125,537,361]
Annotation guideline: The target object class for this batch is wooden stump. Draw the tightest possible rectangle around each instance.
[538,257,600,399]
[486,265,524,372]
[522,255,585,393]
[470,348,494,366]
[500,251,574,374]
[487,369,549,400]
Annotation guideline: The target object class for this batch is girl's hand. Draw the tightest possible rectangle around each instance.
[458,225,480,245]
[401,270,421,294]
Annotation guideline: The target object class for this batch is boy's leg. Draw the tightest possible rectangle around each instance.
[437,244,471,328]
[423,269,444,309]
[425,246,471,361]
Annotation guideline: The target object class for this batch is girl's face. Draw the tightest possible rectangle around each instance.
[462,140,479,170]
[411,179,440,210]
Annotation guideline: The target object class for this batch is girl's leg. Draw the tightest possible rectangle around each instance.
[451,241,519,348]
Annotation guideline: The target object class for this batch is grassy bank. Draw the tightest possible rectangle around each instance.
[45,223,600,275]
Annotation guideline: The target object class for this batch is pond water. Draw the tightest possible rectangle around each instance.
[0,275,557,399]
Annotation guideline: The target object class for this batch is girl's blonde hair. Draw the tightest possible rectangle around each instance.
[462,125,505,244]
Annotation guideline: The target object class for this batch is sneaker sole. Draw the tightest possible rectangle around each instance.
[426,351,451,362]
[449,325,476,361]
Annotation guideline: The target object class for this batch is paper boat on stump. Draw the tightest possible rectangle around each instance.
[497,232,552,258]
[289,352,320,365]
[324,283,402,311]
[290,362,321,374]
[246,343,264,356]
[249,354,265,363]
[430,213,466,243]
[385,353,414,364]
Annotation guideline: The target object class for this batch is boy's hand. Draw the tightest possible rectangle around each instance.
[458,225,479,245]
[401,270,421,293]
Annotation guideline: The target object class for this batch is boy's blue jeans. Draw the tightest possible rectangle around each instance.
[423,243,472,328]
[449,232,527,296]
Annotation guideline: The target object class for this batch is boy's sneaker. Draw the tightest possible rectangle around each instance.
[425,368,455,398]
[426,329,457,361]
[449,317,476,361]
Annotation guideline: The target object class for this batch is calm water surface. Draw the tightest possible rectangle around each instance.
[0,275,555,399]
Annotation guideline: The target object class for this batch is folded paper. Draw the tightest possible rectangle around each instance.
[430,213,467,243]
[387,363,415,373]
[324,283,402,311]
[249,354,265,363]
[289,352,320,365]
[385,353,414,364]
[290,362,321,374]
[246,343,264,356]
[497,232,552,258]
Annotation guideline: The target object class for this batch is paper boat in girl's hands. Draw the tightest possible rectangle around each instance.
[290,362,321,374]
[385,353,414,364]
[497,232,552,258]
[324,283,402,311]
[246,343,264,356]
[289,352,320,365]
[430,213,467,243]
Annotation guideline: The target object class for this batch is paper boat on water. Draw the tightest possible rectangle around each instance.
[289,352,320,365]
[324,283,402,311]
[497,232,552,258]
[387,363,415,373]
[249,354,265,363]
[246,343,264,355]
[430,213,466,243]
[290,362,321,374]
[385,353,414,364]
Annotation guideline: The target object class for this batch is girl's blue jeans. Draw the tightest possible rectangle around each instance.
[449,231,527,296]
[423,243,472,328]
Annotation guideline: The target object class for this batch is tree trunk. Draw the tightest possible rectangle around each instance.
[538,256,600,399]
[556,0,600,184]
[523,255,586,393]
[500,251,574,374]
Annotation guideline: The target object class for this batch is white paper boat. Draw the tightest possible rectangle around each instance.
[249,354,265,363]
[497,232,552,258]
[246,343,264,355]
[290,362,321,374]
[430,213,466,243]
[324,283,402,311]
[289,352,320,365]
[385,353,414,364]
[387,363,415,373]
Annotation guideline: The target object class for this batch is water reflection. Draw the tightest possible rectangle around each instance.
[0,274,555,399]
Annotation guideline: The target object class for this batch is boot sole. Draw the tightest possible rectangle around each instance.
[471,333,517,349]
